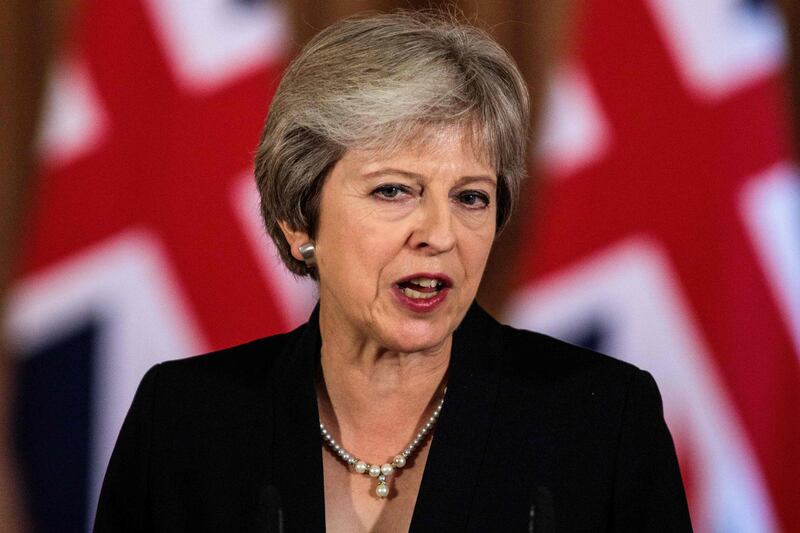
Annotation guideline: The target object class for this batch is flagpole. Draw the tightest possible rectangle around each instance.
[475,0,580,316]
[0,0,74,531]
[775,0,800,157]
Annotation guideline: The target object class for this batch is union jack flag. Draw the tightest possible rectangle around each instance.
[508,0,800,531]
[6,1,312,530]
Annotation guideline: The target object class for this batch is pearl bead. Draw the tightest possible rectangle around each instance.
[342,453,351,462]
[354,461,367,474]
[393,455,406,468]
[381,463,393,476]
[368,465,381,477]
[375,483,389,498]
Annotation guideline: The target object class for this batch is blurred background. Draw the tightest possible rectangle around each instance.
[2,0,799,531]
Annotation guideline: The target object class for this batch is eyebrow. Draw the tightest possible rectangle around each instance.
[362,168,497,187]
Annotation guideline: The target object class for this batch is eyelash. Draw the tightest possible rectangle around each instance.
[457,190,491,208]
[370,184,490,209]
[372,184,410,200]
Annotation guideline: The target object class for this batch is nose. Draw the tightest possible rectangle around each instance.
[408,194,456,253]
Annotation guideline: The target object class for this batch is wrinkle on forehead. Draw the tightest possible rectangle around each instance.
[352,120,494,173]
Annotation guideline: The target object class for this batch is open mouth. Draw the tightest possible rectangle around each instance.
[394,275,452,300]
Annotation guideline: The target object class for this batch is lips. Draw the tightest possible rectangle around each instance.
[393,273,452,312]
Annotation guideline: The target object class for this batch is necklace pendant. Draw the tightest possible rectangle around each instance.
[375,473,390,498]
[375,480,389,498]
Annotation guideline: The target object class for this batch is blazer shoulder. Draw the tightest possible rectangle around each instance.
[153,322,305,392]
[498,322,641,388]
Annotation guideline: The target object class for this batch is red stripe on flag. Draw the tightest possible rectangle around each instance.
[18,0,290,347]
[517,0,800,529]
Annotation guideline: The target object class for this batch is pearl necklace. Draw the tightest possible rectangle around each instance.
[319,388,446,499]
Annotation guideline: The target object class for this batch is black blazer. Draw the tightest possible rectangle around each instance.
[94,303,692,532]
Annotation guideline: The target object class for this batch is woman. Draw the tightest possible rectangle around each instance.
[95,11,692,532]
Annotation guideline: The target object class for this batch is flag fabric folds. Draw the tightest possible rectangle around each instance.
[6,1,313,530]
[508,0,800,531]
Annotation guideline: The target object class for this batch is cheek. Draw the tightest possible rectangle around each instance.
[460,230,495,277]
[455,204,495,232]
[320,213,406,284]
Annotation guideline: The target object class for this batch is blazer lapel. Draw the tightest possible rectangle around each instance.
[410,302,503,531]
[271,305,326,532]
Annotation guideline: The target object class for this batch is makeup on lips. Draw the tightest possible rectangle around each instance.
[393,273,452,312]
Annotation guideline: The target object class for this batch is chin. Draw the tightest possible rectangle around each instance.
[379,319,452,354]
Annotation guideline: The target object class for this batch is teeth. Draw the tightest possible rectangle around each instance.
[402,287,439,299]
[409,278,440,288]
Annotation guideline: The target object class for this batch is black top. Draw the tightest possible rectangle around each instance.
[94,302,692,532]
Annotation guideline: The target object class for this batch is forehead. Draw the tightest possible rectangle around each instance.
[348,123,496,176]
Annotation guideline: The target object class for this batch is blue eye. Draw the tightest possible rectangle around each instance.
[458,191,490,208]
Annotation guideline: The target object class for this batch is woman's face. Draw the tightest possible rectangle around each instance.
[286,129,497,353]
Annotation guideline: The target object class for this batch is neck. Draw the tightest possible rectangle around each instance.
[316,304,450,458]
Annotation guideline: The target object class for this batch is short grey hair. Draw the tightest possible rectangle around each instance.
[255,10,530,277]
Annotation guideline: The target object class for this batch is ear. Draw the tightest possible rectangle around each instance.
[277,220,312,262]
